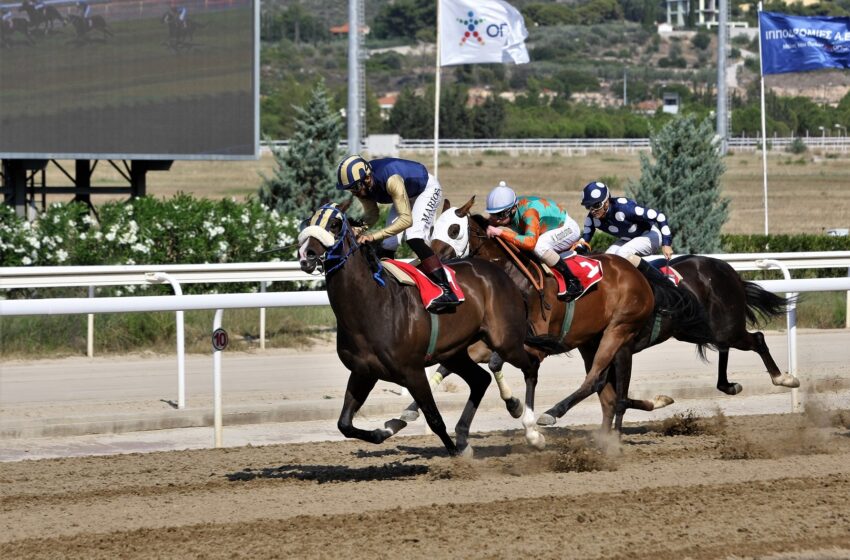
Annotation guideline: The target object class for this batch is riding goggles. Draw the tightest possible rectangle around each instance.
[489,208,512,220]
[588,200,607,212]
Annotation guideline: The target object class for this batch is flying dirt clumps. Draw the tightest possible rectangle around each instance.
[657,409,724,437]
[550,436,616,473]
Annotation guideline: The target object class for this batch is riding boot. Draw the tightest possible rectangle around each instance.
[637,259,672,285]
[553,260,583,302]
[419,255,460,313]
[375,247,396,261]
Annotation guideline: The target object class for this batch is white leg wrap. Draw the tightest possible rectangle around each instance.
[493,370,513,400]
[429,371,444,389]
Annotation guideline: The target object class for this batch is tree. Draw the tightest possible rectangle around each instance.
[258,80,343,218]
[628,115,729,253]
[387,88,432,138]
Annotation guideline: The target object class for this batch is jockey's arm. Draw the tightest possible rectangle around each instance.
[499,209,540,252]
[370,175,412,241]
[358,196,380,229]
[581,214,596,244]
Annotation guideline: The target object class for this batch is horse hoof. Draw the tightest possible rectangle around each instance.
[772,373,800,388]
[526,430,546,450]
[458,445,474,459]
[399,409,420,423]
[653,395,674,409]
[506,397,524,419]
[718,382,743,395]
[536,413,556,427]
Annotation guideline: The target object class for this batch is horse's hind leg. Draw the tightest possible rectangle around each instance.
[399,365,448,422]
[539,325,635,426]
[715,347,742,395]
[732,331,799,388]
[439,352,492,456]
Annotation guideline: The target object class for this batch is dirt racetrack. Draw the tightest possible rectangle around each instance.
[1,409,849,559]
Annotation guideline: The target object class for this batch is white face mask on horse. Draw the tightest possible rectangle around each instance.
[431,207,471,259]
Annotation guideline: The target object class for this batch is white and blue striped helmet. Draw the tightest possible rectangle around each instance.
[486,181,517,214]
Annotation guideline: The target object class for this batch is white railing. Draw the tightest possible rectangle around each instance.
[4,252,848,290]
[263,137,850,154]
[2,277,848,447]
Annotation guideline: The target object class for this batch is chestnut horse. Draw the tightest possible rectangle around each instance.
[297,203,563,456]
[426,197,674,431]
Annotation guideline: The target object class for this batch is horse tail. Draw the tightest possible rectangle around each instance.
[743,281,793,327]
[524,331,569,355]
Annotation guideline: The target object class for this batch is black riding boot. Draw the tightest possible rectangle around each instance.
[553,260,583,302]
[637,259,672,285]
[375,247,396,260]
[420,255,461,313]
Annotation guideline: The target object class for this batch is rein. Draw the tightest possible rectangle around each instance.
[494,236,545,293]
[315,208,385,286]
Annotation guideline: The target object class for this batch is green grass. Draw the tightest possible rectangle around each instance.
[0,306,336,358]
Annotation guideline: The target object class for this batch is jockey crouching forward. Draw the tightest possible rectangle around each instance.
[580,180,673,284]
[336,154,460,313]
[484,181,584,302]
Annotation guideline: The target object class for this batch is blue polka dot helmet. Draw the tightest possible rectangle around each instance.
[581,181,609,209]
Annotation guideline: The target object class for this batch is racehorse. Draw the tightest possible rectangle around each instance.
[19,0,65,34]
[297,202,564,456]
[424,197,687,433]
[1,17,35,46]
[424,199,798,433]
[161,11,202,49]
[68,14,111,43]
[538,253,799,430]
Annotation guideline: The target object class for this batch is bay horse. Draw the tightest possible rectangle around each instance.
[1,17,35,47]
[297,202,564,456]
[161,12,202,49]
[68,14,111,43]
[424,197,682,433]
[545,254,800,431]
[19,0,65,34]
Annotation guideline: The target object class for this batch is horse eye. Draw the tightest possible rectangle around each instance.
[448,224,460,240]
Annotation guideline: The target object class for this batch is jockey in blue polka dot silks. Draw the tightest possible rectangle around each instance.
[580,181,673,283]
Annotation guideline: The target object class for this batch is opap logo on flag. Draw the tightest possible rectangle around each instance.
[457,10,485,46]
[440,0,530,66]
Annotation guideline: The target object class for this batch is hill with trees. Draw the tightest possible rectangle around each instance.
[260,0,850,140]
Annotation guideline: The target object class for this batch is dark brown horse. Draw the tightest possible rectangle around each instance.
[426,197,667,432]
[68,14,111,43]
[19,0,65,33]
[1,16,35,46]
[297,202,563,456]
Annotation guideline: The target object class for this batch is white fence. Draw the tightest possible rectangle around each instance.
[3,252,850,446]
[264,137,850,155]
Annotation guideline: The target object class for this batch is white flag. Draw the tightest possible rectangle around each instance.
[439,0,530,66]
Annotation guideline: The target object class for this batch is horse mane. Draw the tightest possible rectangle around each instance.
[468,214,541,268]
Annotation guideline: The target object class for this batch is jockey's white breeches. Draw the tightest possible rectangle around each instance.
[606,226,662,258]
[381,174,442,252]
[533,215,581,258]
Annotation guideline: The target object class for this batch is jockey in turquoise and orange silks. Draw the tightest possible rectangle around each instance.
[485,181,584,302]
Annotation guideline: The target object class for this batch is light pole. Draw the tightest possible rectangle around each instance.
[818,126,826,146]
[836,123,847,138]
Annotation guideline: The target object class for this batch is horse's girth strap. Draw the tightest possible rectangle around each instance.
[649,313,663,346]
[494,236,544,292]
[424,313,439,362]
[559,300,575,340]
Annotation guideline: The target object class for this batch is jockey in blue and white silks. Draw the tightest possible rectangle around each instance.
[580,181,674,282]
[336,155,460,313]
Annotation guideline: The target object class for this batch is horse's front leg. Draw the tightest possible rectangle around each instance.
[337,370,404,445]
[538,326,634,426]
[403,364,459,456]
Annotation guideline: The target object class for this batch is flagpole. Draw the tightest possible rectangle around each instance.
[433,0,442,179]
[758,2,769,235]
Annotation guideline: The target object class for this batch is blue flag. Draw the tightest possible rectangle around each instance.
[759,11,850,75]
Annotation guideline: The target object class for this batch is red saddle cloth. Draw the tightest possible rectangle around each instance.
[550,255,604,298]
[385,259,465,310]
[658,265,682,286]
